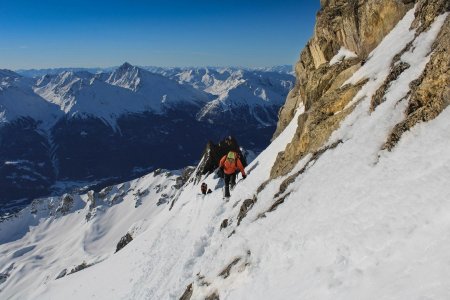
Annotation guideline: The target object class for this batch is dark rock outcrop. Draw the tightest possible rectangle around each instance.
[68,261,92,275]
[205,292,220,300]
[175,167,196,188]
[219,258,242,279]
[237,196,257,226]
[55,194,74,216]
[179,283,193,300]
[55,269,67,280]
[115,233,133,253]
[371,61,411,111]
[220,219,228,230]
[195,136,248,178]
[385,10,450,150]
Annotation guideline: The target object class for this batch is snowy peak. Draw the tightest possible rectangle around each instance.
[30,63,211,121]
[106,62,142,91]
[216,69,293,103]
[196,69,294,126]
[171,67,293,107]
[106,63,212,111]
[33,70,94,113]
[153,66,294,127]
[173,67,231,90]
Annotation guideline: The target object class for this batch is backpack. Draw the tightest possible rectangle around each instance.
[226,151,238,167]
[201,183,207,194]
[201,182,212,195]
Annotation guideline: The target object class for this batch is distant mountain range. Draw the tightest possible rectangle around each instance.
[15,65,294,78]
[0,64,294,212]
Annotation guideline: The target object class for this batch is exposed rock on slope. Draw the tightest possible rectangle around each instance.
[271,0,449,178]
[385,7,450,150]
[273,0,413,139]
[195,136,247,179]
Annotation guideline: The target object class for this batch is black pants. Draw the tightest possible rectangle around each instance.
[224,173,237,197]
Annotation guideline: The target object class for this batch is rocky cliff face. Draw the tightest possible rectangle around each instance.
[271,0,449,178]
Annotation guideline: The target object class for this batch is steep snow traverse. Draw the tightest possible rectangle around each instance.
[1,0,449,299]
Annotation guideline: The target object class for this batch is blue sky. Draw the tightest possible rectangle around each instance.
[0,0,320,70]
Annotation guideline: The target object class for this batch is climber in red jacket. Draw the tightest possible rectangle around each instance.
[219,151,247,198]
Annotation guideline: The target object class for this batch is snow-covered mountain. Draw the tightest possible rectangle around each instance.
[143,67,294,126]
[33,64,210,126]
[197,69,293,126]
[106,63,211,113]
[1,1,449,299]
[0,65,294,213]
[16,64,294,127]
[0,70,61,124]
[7,64,294,128]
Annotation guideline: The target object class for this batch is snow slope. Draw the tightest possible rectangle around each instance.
[1,7,449,300]
[0,170,181,298]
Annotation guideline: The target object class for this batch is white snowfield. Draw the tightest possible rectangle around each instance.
[1,7,450,300]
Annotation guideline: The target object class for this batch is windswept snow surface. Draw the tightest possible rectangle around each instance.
[0,170,181,299]
[2,8,449,300]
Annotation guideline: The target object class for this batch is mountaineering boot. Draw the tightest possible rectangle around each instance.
[224,185,231,198]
